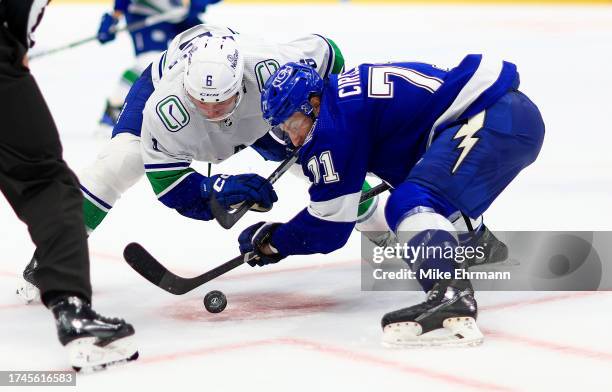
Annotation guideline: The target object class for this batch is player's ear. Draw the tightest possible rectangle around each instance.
[310,95,321,116]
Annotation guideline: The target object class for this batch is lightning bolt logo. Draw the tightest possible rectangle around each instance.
[451,111,486,174]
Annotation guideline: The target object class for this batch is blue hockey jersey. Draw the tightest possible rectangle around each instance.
[271,54,520,256]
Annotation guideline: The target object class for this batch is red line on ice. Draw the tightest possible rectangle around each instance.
[279,338,516,392]
[139,338,279,365]
[136,337,515,391]
[480,291,608,312]
[480,292,612,362]
[483,328,612,362]
[0,303,28,310]
[90,250,125,264]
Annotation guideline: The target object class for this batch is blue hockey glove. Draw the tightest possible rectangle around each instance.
[201,174,278,212]
[238,222,285,266]
[97,13,118,44]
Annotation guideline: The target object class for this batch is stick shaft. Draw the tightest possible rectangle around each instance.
[29,8,187,59]
[211,146,302,229]
[124,182,392,294]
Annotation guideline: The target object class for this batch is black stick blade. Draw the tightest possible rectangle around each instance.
[210,193,251,230]
[123,242,169,288]
[123,242,250,295]
[210,147,302,230]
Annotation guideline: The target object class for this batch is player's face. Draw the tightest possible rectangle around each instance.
[281,112,313,146]
[189,93,240,122]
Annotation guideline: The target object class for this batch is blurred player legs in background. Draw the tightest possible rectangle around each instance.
[95,0,221,136]
[0,0,137,371]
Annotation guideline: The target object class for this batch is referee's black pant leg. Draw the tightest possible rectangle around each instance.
[0,67,92,304]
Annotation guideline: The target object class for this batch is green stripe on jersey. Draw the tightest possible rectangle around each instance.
[357,180,375,218]
[83,198,108,232]
[326,38,345,74]
[146,168,195,196]
[122,69,140,85]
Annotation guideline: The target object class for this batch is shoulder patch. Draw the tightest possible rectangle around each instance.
[255,59,280,92]
[156,95,190,132]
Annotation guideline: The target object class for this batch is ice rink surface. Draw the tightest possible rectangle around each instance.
[1,2,612,391]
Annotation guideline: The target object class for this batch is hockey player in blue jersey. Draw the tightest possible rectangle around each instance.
[239,57,545,347]
[95,0,221,133]
[17,26,380,303]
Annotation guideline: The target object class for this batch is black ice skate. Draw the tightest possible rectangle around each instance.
[381,278,483,347]
[50,296,138,372]
[15,254,40,304]
[461,225,509,268]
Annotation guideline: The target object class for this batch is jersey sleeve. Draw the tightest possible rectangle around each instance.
[282,35,345,79]
[140,109,213,221]
[271,116,369,256]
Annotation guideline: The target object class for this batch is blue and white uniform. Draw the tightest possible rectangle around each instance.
[270,55,545,257]
[80,24,344,231]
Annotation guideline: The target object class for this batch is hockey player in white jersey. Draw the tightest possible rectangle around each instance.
[17,24,380,301]
[138,29,318,211]
[107,26,351,222]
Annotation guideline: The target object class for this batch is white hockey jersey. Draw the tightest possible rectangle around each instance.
[140,24,344,215]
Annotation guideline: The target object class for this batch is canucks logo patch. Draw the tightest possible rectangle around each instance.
[156,95,190,132]
[255,59,280,92]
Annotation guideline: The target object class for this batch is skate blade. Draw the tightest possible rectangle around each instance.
[68,336,139,373]
[15,277,40,305]
[382,317,484,348]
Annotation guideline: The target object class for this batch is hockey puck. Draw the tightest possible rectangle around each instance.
[204,290,227,313]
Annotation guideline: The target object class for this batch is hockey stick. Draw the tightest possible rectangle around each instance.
[123,244,256,295]
[210,146,303,230]
[123,182,391,295]
[29,8,187,60]
[361,182,391,203]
